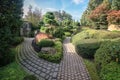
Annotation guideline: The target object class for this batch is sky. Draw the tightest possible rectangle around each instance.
[23,0,89,21]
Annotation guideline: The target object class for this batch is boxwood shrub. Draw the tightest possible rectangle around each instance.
[75,39,101,59]
[38,39,55,48]
[95,40,120,71]
[38,41,63,63]
[100,62,120,80]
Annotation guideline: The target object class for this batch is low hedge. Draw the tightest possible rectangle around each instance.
[75,39,101,59]
[38,39,55,48]
[72,28,120,45]
[38,41,63,63]
[95,40,120,71]
[100,62,120,80]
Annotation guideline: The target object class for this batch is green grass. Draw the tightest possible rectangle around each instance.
[84,59,100,80]
[0,62,27,80]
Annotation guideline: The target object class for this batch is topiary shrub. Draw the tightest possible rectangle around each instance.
[38,41,63,63]
[23,75,38,80]
[64,32,71,37]
[38,39,54,48]
[100,62,120,80]
[75,39,101,59]
[95,40,120,71]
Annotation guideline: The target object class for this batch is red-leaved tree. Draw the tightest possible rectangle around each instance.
[89,1,110,29]
[107,10,120,24]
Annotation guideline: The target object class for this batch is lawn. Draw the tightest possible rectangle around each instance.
[0,62,27,80]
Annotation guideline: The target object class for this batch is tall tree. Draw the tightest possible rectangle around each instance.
[111,0,120,10]
[25,5,42,27]
[0,0,23,66]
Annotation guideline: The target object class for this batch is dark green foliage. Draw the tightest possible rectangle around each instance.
[100,62,120,80]
[0,48,16,67]
[43,12,56,26]
[95,40,120,71]
[0,0,23,66]
[12,37,24,46]
[111,0,120,10]
[23,75,38,80]
[38,39,55,48]
[38,41,63,63]
[53,28,65,39]
[75,39,101,59]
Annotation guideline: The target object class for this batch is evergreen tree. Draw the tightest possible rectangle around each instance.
[0,0,23,66]
[111,0,120,10]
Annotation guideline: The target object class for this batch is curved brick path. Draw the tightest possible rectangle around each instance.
[17,37,90,80]
[17,38,59,80]
[57,37,91,80]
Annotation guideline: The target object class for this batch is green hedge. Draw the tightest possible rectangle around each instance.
[75,39,101,59]
[38,41,63,63]
[72,28,120,45]
[95,40,120,71]
[100,62,120,80]
[38,39,55,48]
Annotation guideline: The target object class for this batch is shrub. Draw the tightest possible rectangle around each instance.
[38,41,62,63]
[38,39,54,48]
[72,28,120,44]
[64,32,71,36]
[53,28,65,39]
[100,62,120,80]
[0,48,16,67]
[95,40,120,71]
[23,75,38,80]
[84,59,100,80]
[12,37,24,46]
[75,39,101,59]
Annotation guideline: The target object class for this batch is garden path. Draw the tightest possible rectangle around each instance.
[17,37,90,80]
[57,37,91,80]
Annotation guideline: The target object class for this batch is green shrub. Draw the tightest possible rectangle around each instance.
[23,75,38,80]
[53,28,65,39]
[75,39,101,59]
[38,41,62,63]
[72,28,120,44]
[0,62,27,80]
[84,59,100,80]
[38,39,55,48]
[12,37,24,46]
[100,62,120,80]
[0,48,16,67]
[95,40,120,71]
[64,32,71,36]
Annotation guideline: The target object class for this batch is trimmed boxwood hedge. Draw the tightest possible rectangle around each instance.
[38,41,63,63]
[100,62,120,80]
[95,40,120,71]
[38,39,55,47]
[75,39,101,59]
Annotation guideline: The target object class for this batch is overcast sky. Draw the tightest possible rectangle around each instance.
[23,0,89,21]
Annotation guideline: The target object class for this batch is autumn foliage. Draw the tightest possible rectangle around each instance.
[89,3,109,21]
[107,10,120,24]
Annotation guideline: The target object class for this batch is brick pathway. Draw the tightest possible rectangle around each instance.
[17,38,59,80]
[57,37,91,80]
[17,37,90,80]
